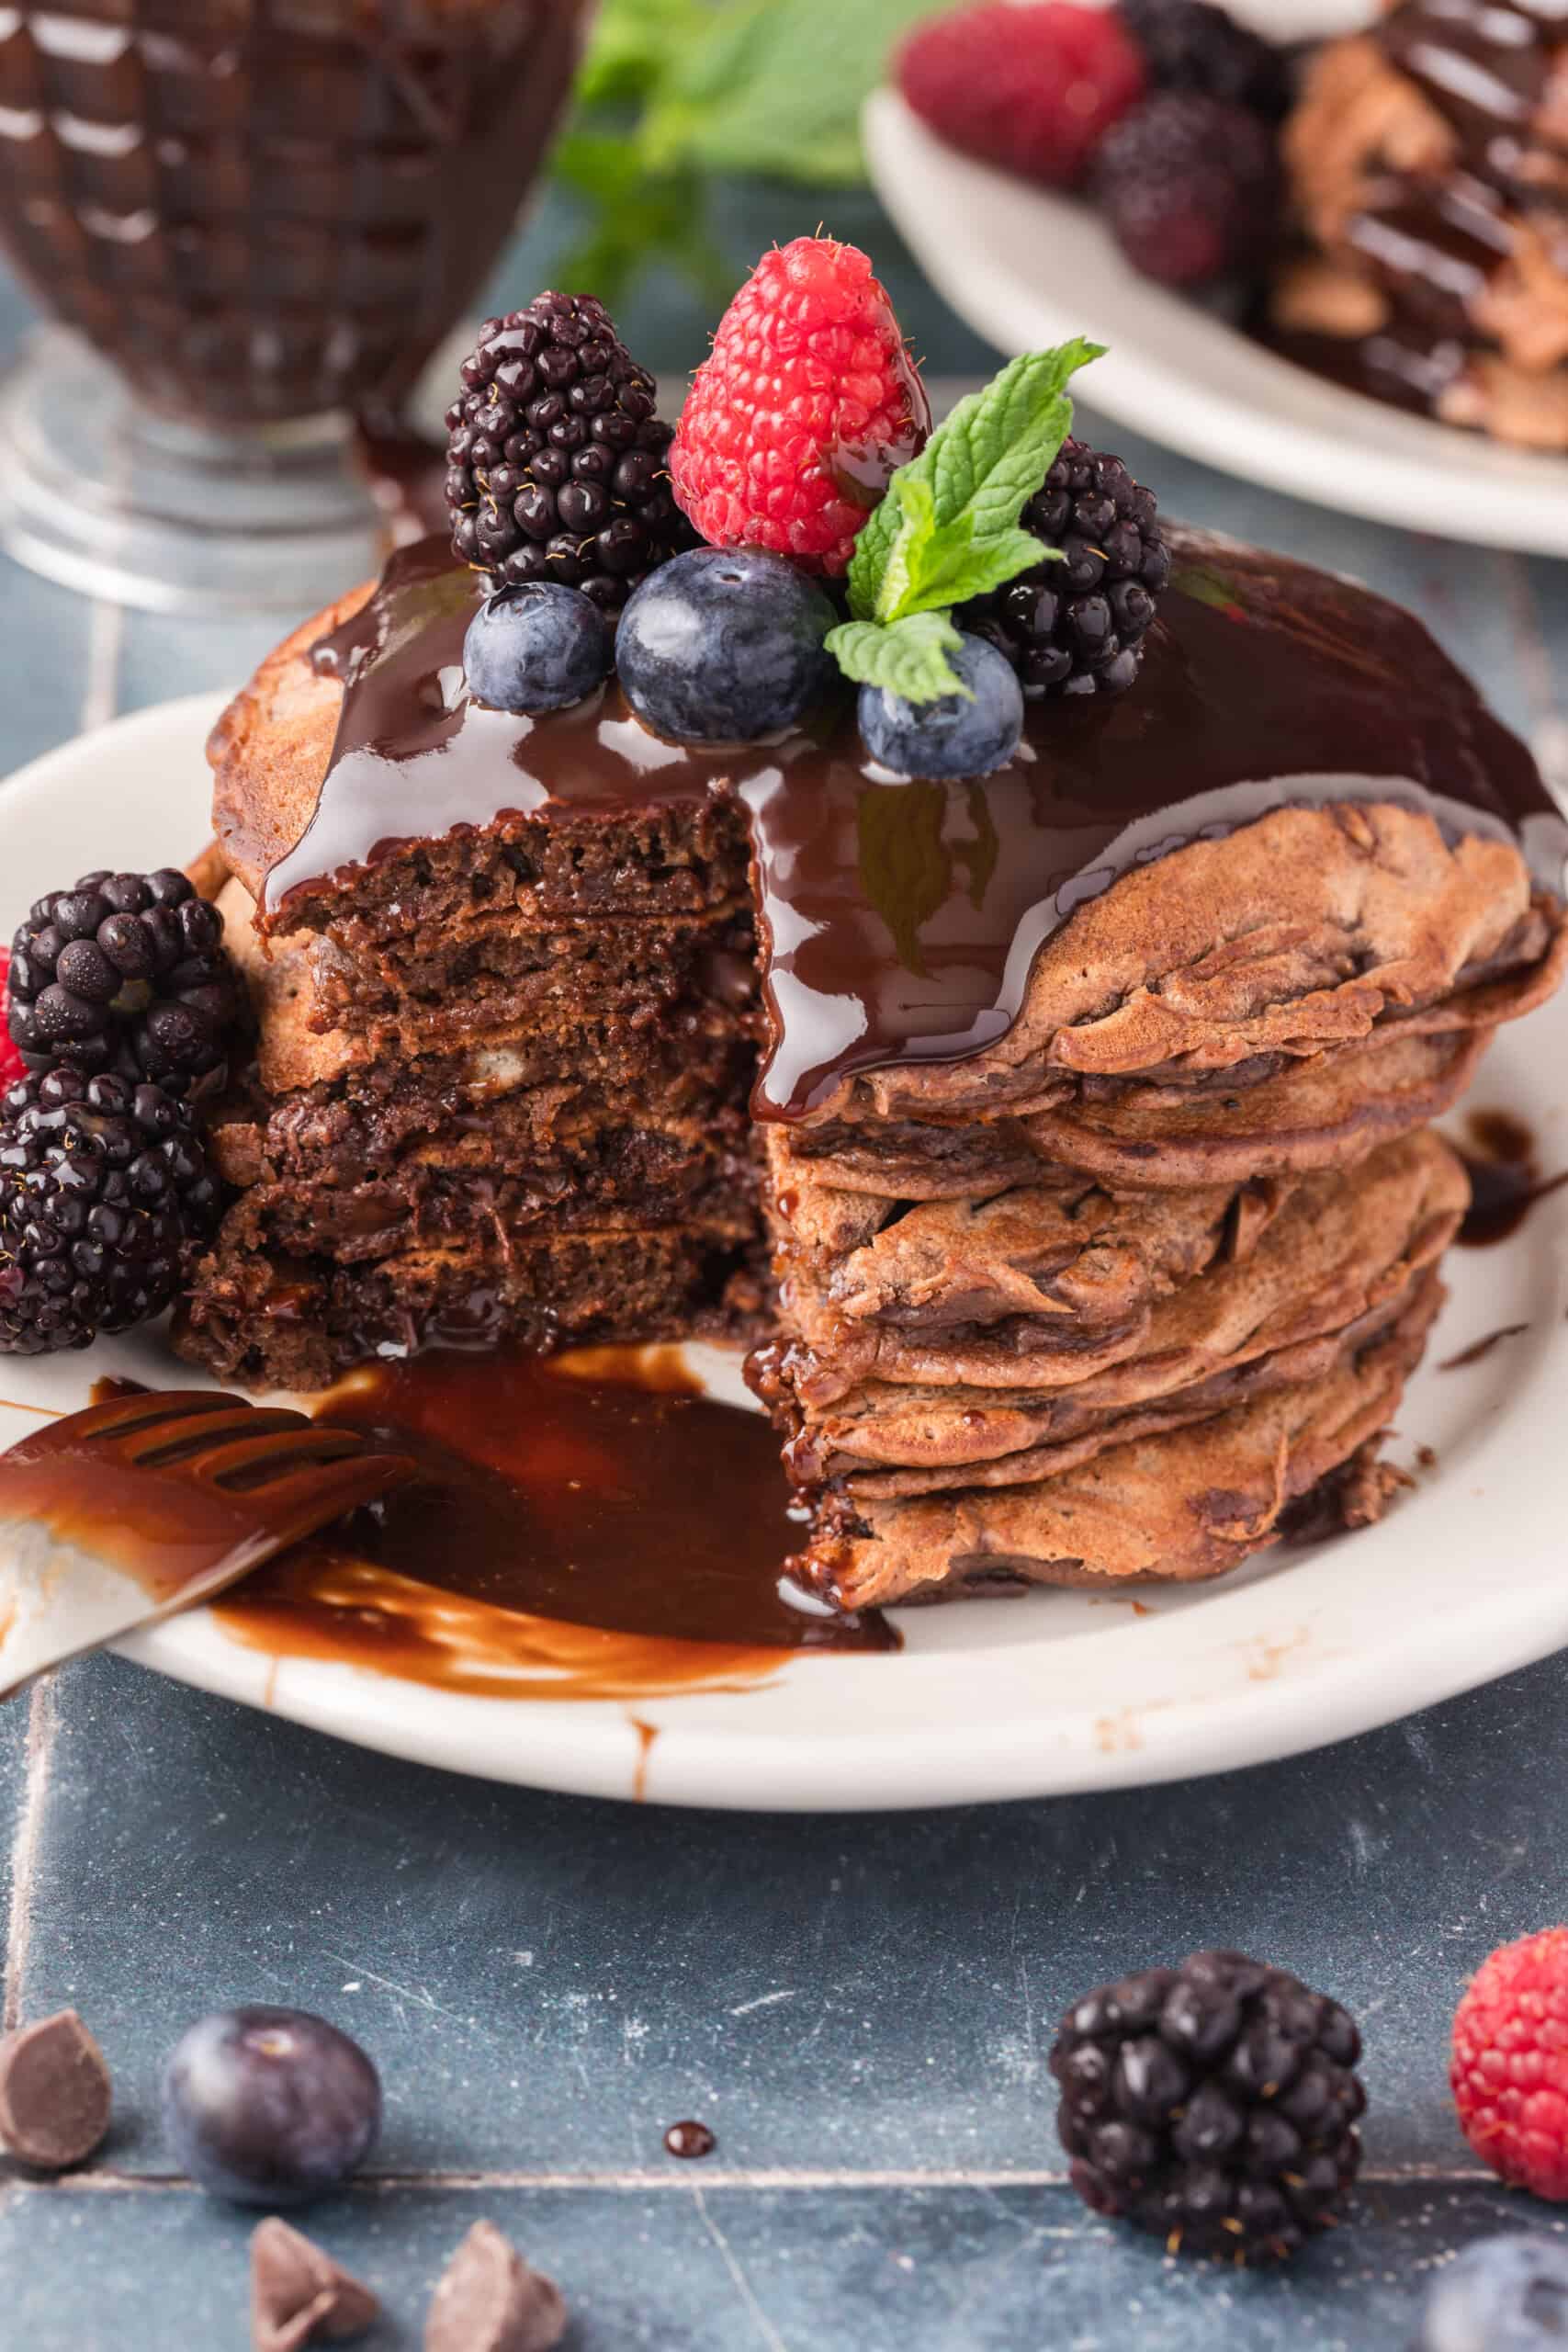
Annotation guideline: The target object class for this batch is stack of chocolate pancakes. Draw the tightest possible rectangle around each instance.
[180,526,1568,1611]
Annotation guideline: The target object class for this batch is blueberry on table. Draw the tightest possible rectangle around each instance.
[1410,2234,1568,2352]
[857,633,1024,780]
[615,546,840,744]
[463,582,614,715]
[161,2007,380,2206]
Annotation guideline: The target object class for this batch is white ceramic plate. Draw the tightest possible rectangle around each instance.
[863,87,1568,558]
[4,694,1568,1810]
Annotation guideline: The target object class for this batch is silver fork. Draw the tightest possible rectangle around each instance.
[0,1387,416,1697]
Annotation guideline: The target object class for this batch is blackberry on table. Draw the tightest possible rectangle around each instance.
[1050,1949,1364,2262]
[446,292,698,613]
[0,1068,222,1354]
[959,438,1169,698]
[1119,0,1291,119]
[7,868,241,1098]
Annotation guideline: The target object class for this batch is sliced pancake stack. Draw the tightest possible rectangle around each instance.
[179,534,1568,1609]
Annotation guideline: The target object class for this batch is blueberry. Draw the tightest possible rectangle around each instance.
[161,2007,380,2206]
[1411,2234,1568,2351]
[615,546,839,744]
[858,632,1024,780]
[463,582,613,714]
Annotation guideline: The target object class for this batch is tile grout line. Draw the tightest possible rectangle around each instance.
[2,1673,59,2033]
[7,2162,1507,2197]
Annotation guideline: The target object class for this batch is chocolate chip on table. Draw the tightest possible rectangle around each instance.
[251,2220,379,2352]
[0,2008,111,2170]
[425,2221,567,2352]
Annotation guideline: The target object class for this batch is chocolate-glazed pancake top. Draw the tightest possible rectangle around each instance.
[262,530,1568,1121]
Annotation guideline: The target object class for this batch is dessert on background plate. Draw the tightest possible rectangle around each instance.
[1270,0,1568,447]
[895,0,1568,456]
[1,232,1564,1644]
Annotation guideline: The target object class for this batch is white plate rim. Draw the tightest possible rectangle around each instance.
[2,692,1566,1812]
[863,87,1568,559]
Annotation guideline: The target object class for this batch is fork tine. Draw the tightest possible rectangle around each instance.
[115,1407,310,1471]
[245,1453,419,1540]
[66,1391,242,1445]
[183,1428,370,1488]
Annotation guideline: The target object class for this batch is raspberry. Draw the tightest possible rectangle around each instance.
[0,955,24,1094]
[897,2,1146,189]
[1452,1928,1568,2200]
[1092,93,1280,286]
[669,236,931,578]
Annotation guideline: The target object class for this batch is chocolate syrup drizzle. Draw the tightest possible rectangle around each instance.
[264,531,1567,1119]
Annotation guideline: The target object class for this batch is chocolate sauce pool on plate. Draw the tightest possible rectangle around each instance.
[264,533,1567,1119]
[1455,1108,1568,1245]
[185,1347,896,1698]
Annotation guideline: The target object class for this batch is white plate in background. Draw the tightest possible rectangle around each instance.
[863,88,1568,559]
[2,695,1566,1810]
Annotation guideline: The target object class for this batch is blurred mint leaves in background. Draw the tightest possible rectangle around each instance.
[549,0,938,305]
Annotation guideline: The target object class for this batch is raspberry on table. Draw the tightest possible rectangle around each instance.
[1451,1928,1568,2201]
[668,235,931,579]
[446,292,698,612]
[1051,1949,1365,2262]
[897,1,1147,189]
[1093,92,1280,286]
[1119,0,1290,119]
[960,436,1169,697]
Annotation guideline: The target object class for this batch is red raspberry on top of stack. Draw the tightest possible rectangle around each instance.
[669,235,931,578]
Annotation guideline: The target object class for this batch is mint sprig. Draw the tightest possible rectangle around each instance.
[826,338,1104,704]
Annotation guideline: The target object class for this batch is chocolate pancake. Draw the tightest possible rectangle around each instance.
[799,1280,1439,1610]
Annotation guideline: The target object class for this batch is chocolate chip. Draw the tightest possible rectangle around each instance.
[250,2218,379,2352]
[424,2221,566,2352]
[0,2008,111,2170]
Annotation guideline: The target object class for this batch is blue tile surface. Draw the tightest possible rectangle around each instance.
[3,152,1568,2346]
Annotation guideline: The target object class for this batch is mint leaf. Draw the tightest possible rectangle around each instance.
[640,0,939,184]
[826,612,972,706]
[847,338,1103,625]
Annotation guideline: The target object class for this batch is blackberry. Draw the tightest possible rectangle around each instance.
[7,869,241,1099]
[959,439,1169,698]
[1051,1950,1364,2263]
[0,1068,222,1353]
[1093,93,1280,287]
[1119,0,1291,119]
[446,292,699,613]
